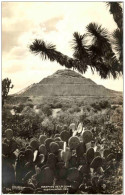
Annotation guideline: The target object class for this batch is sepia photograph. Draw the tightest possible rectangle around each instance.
[2,1,123,194]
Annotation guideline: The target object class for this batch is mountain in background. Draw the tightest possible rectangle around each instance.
[14,69,122,97]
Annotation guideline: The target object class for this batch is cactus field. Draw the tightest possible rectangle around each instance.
[2,99,123,194]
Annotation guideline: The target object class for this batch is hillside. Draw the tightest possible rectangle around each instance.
[14,69,122,97]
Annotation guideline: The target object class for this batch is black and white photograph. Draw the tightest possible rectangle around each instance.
[2,1,123,194]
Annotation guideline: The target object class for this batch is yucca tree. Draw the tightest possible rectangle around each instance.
[107,2,123,65]
[106,2,123,32]
[2,78,14,107]
[29,39,86,74]
[29,2,123,79]
[71,2,123,78]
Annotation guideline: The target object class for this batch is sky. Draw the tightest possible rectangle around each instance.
[2,1,123,94]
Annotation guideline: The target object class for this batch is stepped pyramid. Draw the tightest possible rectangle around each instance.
[15,69,121,97]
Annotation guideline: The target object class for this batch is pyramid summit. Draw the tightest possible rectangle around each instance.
[15,69,121,97]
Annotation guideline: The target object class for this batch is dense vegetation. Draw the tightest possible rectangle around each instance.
[2,98,123,194]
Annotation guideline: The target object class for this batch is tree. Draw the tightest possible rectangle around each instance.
[2,78,14,107]
[107,2,123,32]
[29,2,123,79]
[106,2,123,65]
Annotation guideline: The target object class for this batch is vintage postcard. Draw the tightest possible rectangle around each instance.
[2,1,123,194]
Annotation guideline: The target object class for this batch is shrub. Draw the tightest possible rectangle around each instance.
[91,100,111,111]
[42,105,52,116]
[99,100,111,109]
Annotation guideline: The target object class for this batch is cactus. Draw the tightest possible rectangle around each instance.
[90,156,103,170]
[82,130,93,144]
[106,153,115,161]
[30,139,39,151]
[103,149,110,158]
[24,162,35,174]
[25,149,34,162]
[44,138,53,152]
[39,144,47,155]
[67,167,79,182]
[69,155,78,167]
[79,183,86,191]
[68,136,80,150]
[37,154,45,164]
[47,153,57,168]
[91,176,99,187]
[63,124,68,130]
[19,151,25,157]
[61,144,72,167]
[56,162,65,169]
[60,130,70,142]
[39,135,47,145]
[56,125,62,132]
[50,142,59,154]
[40,167,54,185]
[78,164,90,175]
[69,123,76,131]
[27,182,35,189]
[86,147,95,164]
[57,149,63,162]
[58,166,67,179]
[9,139,18,153]
[2,143,10,156]
[55,141,64,149]
[19,154,26,162]
[94,151,101,157]
[54,137,61,141]
[5,129,13,140]
[3,138,10,145]
[23,171,34,182]
[8,153,16,165]
[54,134,60,138]
[76,141,86,158]
[20,147,26,152]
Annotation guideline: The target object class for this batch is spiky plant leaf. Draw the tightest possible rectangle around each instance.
[29,39,74,68]
[106,2,123,30]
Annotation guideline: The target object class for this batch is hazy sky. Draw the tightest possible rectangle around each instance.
[2,2,123,94]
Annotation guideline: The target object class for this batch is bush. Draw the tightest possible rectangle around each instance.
[68,106,81,114]
[91,100,111,111]
[41,118,54,132]
[99,100,111,109]
[42,105,52,116]
[25,103,34,108]
[13,104,24,113]
[50,102,63,109]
